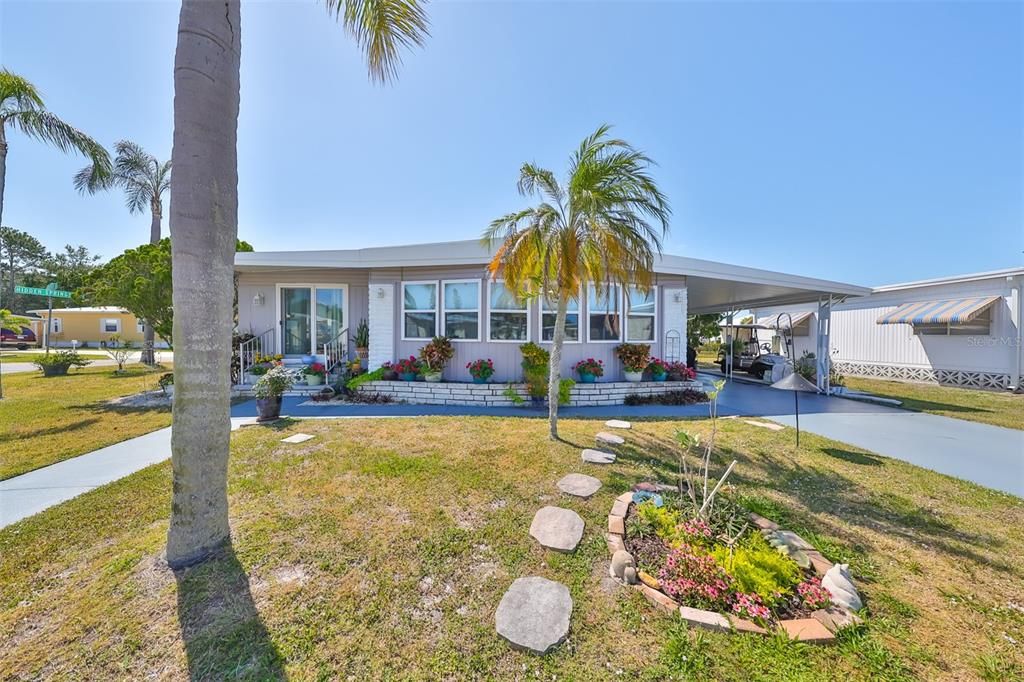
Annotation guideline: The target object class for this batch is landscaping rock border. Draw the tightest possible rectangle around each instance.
[607,494,863,643]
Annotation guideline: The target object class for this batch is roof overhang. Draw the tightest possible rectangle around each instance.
[235,239,871,311]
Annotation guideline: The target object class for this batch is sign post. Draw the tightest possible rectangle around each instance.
[13,284,72,355]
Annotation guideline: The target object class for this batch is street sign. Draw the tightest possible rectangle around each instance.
[14,285,71,299]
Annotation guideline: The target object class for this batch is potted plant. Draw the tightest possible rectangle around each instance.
[33,350,91,377]
[352,318,370,362]
[254,364,294,422]
[467,358,495,384]
[159,372,175,398]
[380,361,398,381]
[519,342,550,403]
[246,353,280,385]
[419,336,453,383]
[648,357,669,382]
[615,343,651,382]
[302,362,326,386]
[573,358,604,383]
[395,356,421,381]
[667,361,697,382]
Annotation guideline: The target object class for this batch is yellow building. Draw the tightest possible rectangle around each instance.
[27,307,169,349]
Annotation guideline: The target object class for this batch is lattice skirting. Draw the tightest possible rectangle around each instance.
[833,361,1014,390]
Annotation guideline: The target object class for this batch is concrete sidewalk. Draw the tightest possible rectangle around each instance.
[0,427,171,528]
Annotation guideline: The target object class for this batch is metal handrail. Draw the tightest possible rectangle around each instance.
[322,326,349,378]
[238,328,274,384]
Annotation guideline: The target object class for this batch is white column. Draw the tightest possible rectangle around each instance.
[367,282,395,370]
[816,297,832,393]
[662,286,687,363]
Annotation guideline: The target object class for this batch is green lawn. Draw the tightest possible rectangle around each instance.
[843,376,1023,430]
[1,416,1020,680]
[0,352,43,363]
[0,364,171,479]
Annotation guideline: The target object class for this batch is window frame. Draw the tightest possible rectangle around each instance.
[539,285,583,345]
[136,320,146,334]
[625,285,658,343]
[486,279,531,343]
[441,278,482,342]
[50,317,63,335]
[400,280,440,342]
[100,317,121,334]
[586,283,624,343]
[912,307,993,337]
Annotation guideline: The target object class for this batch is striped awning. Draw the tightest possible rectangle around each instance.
[756,311,814,329]
[876,296,1000,325]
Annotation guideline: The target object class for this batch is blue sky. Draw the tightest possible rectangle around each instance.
[1,0,1021,286]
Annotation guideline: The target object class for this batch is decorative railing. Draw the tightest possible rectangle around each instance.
[237,328,274,384]
[322,326,349,378]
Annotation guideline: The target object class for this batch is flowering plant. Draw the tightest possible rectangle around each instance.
[796,577,832,610]
[466,358,495,380]
[301,362,326,378]
[666,362,697,381]
[394,356,421,375]
[614,343,651,372]
[648,357,670,376]
[419,336,454,373]
[732,592,771,623]
[573,358,604,377]
[658,543,734,610]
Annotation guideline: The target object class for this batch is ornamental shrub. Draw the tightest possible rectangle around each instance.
[658,543,734,610]
[614,343,651,372]
[711,532,801,606]
[796,576,832,610]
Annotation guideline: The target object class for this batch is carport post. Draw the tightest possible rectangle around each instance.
[724,311,734,380]
[815,296,832,394]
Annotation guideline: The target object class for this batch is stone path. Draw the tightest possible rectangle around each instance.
[281,433,315,443]
[556,473,602,499]
[529,506,585,552]
[582,448,616,464]
[494,577,573,654]
[595,431,625,446]
[605,419,631,429]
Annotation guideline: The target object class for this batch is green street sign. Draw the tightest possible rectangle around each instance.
[14,285,72,299]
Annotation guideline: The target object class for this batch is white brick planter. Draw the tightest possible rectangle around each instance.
[355,380,705,407]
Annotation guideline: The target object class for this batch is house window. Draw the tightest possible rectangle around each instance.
[541,290,581,343]
[913,308,992,336]
[402,281,438,340]
[50,318,62,334]
[442,280,481,341]
[136,320,146,334]
[626,287,657,342]
[488,280,529,342]
[587,284,622,342]
[101,318,121,334]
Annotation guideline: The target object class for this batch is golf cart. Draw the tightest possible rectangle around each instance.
[717,323,790,380]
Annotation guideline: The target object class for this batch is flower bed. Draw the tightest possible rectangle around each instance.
[606,488,862,642]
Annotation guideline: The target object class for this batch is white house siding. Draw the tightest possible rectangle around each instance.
[754,275,1022,389]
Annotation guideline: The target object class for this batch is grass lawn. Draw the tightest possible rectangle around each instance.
[0,364,171,480]
[843,377,1023,431]
[0,352,43,363]
[1,416,1021,680]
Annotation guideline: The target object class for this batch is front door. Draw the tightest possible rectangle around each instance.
[279,285,347,357]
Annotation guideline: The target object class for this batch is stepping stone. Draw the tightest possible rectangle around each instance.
[595,432,625,446]
[281,433,315,444]
[582,449,616,464]
[605,419,631,429]
[495,576,572,654]
[743,419,784,431]
[529,506,585,552]
[556,473,602,499]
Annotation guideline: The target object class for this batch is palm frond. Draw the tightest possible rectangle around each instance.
[323,0,430,84]
[12,110,112,184]
[0,69,43,115]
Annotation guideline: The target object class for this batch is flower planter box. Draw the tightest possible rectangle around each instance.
[353,380,704,407]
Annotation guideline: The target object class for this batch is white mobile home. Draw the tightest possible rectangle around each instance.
[754,267,1024,391]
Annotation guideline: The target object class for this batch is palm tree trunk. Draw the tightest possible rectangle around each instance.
[547,294,569,440]
[141,200,162,365]
[0,123,8,309]
[166,0,241,569]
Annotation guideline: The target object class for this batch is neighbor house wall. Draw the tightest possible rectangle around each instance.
[29,310,165,348]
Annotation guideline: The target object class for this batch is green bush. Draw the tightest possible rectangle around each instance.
[519,342,549,399]
[636,500,682,541]
[712,532,800,605]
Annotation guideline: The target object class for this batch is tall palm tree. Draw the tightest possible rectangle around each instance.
[165,0,429,569]
[0,69,111,231]
[483,125,671,440]
[75,141,170,364]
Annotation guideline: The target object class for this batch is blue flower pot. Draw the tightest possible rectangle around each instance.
[578,372,597,383]
[652,373,667,382]
[472,377,488,384]
[399,372,418,381]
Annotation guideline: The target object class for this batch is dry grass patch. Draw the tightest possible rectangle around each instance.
[0,416,1021,680]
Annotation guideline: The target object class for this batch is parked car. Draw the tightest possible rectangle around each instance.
[1,326,36,350]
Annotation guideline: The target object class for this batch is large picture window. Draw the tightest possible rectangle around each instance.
[587,284,622,342]
[541,291,580,343]
[442,280,481,341]
[626,286,657,342]
[488,280,529,342]
[402,281,438,340]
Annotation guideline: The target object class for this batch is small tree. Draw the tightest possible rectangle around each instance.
[0,308,29,398]
[102,334,134,373]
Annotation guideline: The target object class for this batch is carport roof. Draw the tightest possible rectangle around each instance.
[235,239,870,311]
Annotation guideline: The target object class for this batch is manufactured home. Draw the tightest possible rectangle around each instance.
[753,267,1024,391]
[234,239,869,386]
[27,306,170,349]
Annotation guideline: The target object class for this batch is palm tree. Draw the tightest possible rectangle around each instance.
[75,141,170,364]
[165,0,429,569]
[0,69,111,231]
[483,125,671,440]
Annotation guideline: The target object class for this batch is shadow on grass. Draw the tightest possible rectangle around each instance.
[821,447,884,467]
[174,544,284,681]
[0,417,102,444]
